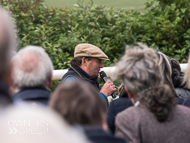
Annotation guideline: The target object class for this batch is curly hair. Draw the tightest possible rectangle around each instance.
[115,43,176,122]
[156,52,179,97]
[139,84,176,122]
[170,58,186,88]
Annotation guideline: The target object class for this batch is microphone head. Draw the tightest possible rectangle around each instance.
[100,71,107,78]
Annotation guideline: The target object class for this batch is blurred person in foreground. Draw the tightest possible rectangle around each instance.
[114,45,190,143]
[61,43,116,108]
[11,46,53,105]
[182,55,190,107]
[0,104,89,143]
[50,80,127,143]
[0,7,17,108]
[107,45,185,134]
[108,44,185,134]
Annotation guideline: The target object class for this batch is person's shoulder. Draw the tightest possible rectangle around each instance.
[183,96,190,107]
[118,104,150,118]
[115,105,146,129]
[176,105,190,112]
[184,94,190,101]
[173,105,190,121]
[111,98,132,105]
[176,87,190,99]
[64,68,77,76]
[110,98,133,109]
[117,105,140,118]
[61,67,78,82]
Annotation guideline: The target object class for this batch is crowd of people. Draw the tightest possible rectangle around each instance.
[1,6,190,143]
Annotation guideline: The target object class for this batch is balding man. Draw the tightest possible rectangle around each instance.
[11,46,53,105]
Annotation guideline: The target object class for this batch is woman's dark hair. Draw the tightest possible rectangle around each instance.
[139,84,176,122]
[70,57,91,66]
[116,45,176,122]
[156,52,179,97]
[49,80,106,126]
[170,58,185,88]
[118,84,128,98]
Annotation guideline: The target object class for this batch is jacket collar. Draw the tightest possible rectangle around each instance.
[19,86,49,91]
[70,65,98,82]
[14,86,50,100]
[0,80,12,102]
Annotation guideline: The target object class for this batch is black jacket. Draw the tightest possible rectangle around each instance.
[13,86,51,105]
[177,96,185,104]
[62,65,101,90]
[183,94,190,107]
[0,81,12,108]
[176,87,190,99]
[81,125,127,143]
[61,64,108,107]
[107,88,133,134]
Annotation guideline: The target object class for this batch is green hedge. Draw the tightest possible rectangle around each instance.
[2,0,190,65]
[1,0,190,91]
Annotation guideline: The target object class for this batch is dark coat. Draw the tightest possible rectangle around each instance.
[61,64,108,107]
[81,125,127,143]
[0,80,12,108]
[61,65,101,90]
[107,88,133,134]
[177,97,184,104]
[183,94,190,107]
[176,87,190,99]
[13,86,51,105]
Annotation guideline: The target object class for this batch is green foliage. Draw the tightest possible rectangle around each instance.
[142,0,190,62]
[1,0,190,91]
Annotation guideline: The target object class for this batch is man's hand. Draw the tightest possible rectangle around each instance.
[100,80,116,97]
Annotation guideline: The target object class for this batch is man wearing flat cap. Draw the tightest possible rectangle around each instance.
[61,43,116,107]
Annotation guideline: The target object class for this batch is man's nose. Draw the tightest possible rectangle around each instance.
[99,62,103,68]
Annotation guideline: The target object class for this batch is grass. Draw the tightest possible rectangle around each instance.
[44,0,147,9]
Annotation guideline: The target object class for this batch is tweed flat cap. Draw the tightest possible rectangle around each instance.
[74,43,109,60]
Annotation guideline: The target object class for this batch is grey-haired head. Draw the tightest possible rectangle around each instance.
[11,46,54,88]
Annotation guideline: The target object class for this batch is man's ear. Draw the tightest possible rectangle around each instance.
[124,86,133,99]
[124,86,138,105]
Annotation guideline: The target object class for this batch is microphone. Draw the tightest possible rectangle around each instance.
[100,71,116,98]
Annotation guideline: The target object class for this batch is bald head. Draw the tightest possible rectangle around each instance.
[11,46,54,88]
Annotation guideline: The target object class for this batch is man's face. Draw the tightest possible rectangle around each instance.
[86,58,103,78]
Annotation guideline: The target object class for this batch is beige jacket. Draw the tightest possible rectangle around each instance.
[115,104,190,143]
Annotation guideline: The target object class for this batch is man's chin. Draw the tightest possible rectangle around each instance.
[92,74,98,79]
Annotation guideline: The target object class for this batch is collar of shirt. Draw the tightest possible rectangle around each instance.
[86,73,98,82]
[71,65,98,82]
[134,101,140,106]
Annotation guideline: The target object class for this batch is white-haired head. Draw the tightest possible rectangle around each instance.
[114,46,161,95]
[0,104,89,143]
[0,7,16,79]
[11,46,54,88]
